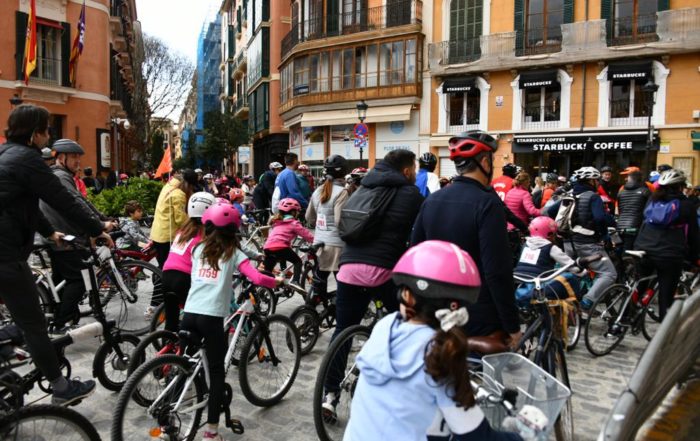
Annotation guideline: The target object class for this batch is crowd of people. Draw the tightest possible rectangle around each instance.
[1,103,699,441]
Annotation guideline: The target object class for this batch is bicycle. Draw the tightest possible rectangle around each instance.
[111,289,302,441]
[584,250,662,357]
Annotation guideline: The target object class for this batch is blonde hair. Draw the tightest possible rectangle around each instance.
[514,172,531,188]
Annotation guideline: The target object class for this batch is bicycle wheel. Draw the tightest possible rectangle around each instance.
[253,285,277,316]
[227,313,254,367]
[645,281,662,323]
[148,302,166,332]
[126,330,179,377]
[93,333,140,392]
[112,354,204,441]
[313,325,371,441]
[584,284,628,357]
[548,344,574,441]
[565,302,581,351]
[0,404,100,441]
[98,260,163,336]
[238,314,301,407]
[290,305,321,355]
[641,304,661,341]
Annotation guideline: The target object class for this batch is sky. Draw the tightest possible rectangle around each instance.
[136,0,220,63]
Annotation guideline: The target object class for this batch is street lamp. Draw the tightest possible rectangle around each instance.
[641,78,659,176]
[9,94,23,107]
[356,100,368,164]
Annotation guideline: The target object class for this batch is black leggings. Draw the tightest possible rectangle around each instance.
[641,258,683,320]
[162,270,190,332]
[48,250,88,328]
[180,312,226,425]
[0,261,62,381]
[312,270,337,298]
[264,248,302,282]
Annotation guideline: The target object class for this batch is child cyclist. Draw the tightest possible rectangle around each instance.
[345,240,531,441]
[263,198,314,288]
[116,200,150,251]
[229,188,246,218]
[182,202,283,441]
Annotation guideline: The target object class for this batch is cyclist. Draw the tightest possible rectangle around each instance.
[229,188,246,217]
[252,162,283,218]
[345,167,367,195]
[634,169,699,319]
[415,152,440,197]
[616,167,651,250]
[182,202,281,441]
[539,173,559,208]
[298,163,316,192]
[411,131,522,344]
[295,164,313,201]
[41,147,54,166]
[116,200,150,251]
[0,104,110,405]
[504,172,542,230]
[598,165,617,213]
[345,240,523,441]
[241,175,255,210]
[39,139,117,334]
[273,152,308,211]
[305,155,350,298]
[491,162,518,200]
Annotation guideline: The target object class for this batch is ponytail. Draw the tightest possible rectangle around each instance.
[319,177,334,204]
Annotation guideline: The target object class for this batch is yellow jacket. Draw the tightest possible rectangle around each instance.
[150,178,188,243]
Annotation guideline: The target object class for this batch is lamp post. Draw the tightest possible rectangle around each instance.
[641,79,659,176]
[9,94,23,108]
[356,100,368,164]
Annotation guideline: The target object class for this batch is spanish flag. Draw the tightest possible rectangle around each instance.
[23,0,37,85]
[69,1,86,86]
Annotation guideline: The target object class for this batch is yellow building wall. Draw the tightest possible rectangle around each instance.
[665,55,700,125]
[658,129,700,185]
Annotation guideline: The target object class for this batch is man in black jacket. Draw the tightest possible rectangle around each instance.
[411,131,522,345]
[617,167,651,250]
[252,161,282,221]
[0,105,111,406]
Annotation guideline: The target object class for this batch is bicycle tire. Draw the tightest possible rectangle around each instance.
[290,305,321,355]
[238,314,301,407]
[584,284,628,357]
[549,344,574,441]
[126,330,179,377]
[148,302,166,332]
[0,404,101,441]
[112,354,204,441]
[641,304,660,341]
[254,285,277,316]
[566,302,581,351]
[93,333,140,392]
[313,325,371,441]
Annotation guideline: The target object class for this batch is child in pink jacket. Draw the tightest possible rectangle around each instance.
[263,198,314,286]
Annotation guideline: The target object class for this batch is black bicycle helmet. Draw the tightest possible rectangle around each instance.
[657,164,672,172]
[52,139,85,155]
[502,163,518,178]
[323,154,348,178]
[600,165,613,173]
[545,172,558,183]
[418,152,438,171]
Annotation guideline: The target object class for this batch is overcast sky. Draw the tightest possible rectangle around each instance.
[136,0,219,62]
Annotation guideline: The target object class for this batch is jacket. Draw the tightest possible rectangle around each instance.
[491,175,513,200]
[116,218,149,249]
[296,173,312,201]
[504,186,541,229]
[264,217,314,250]
[253,170,276,210]
[635,193,700,261]
[617,181,651,230]
[514,236,576,277]
[340,161,424,269]
[415,169,440,198]
[275,168,308,208]
[150,178,188,243]
[0,142,103,261]
[39,165,108,249]
[411,176,519,334]
[306,179,348,248]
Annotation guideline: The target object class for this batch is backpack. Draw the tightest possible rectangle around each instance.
[338,185,397,244]
[644,199,680,227]
[554,194,577,237]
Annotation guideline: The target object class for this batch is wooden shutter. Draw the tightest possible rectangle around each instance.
[16,11,28,80]
[61,22,71,87]
[514,0,524,56]
[658,0,669,11]
[563,0,574,24]
[601,0,612,45]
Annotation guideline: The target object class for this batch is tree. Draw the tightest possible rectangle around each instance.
[142,35,195,139]
[200,110,248,167]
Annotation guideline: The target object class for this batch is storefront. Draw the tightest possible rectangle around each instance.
[513,130,659,177]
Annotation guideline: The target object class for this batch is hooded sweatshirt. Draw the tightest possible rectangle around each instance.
[346,312,522,441]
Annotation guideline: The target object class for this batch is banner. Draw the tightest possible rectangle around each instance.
[69,1,86,86]
[23,0,37,84]
[155,145,172,178]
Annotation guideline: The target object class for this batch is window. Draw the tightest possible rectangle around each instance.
[612,0,657,44]
[448,89,481,131]
[342,0,366,32]
[293,56,309,94]
[405,39,416,83]
[380,41,405,86]
[309,53,319,92]
[366,44,378,87]
[355,47,366,88]
[449,0,482,62]
[525,0,563,53]
[386,0,412,27]
[32,24,62,84]
[523,84,561,127]
[342,48,353,89]
[319,52,330,92]
[610,79,651,125]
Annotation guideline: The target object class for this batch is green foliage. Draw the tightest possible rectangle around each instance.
[147,131,166,170]
[88,178,164,217]
[200,110,248,166]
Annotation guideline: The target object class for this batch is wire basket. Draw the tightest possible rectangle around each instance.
[478,353,571,436]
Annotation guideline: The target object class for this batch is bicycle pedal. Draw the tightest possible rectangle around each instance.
[229,419,244,435]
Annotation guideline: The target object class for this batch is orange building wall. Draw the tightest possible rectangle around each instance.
[269,0,290,134]
[664,55,700,125]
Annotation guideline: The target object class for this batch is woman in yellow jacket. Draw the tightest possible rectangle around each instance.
[150,169,197,265]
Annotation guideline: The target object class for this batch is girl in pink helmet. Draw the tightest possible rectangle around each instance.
[344,240,526,441]
[181,202,283,441]
[263,198,314,288]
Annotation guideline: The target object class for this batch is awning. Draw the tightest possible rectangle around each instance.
[519,69,559,89]
[607,60,653,81]
[299,104,412,127]
[442,78,476,94]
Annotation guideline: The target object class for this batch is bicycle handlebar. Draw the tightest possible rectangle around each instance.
[514,254,603,284]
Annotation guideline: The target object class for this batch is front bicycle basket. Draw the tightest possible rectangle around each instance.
[479,353,571,436]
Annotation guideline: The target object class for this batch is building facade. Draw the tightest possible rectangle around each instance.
[428,0,700,183]
[0,0,145,172]
[195,15,222,153]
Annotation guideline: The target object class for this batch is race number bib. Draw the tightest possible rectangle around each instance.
[316,214,328,231]
[519,248,541,265]
[169,235,193,256]
[195,265,221,285]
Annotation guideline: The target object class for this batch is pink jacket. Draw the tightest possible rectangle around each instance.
[264,218,314,250]
[163,233,202,273]
[504,186,541,230]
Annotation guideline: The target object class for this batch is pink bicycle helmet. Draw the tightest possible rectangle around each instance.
[202,202,241,229]
[529,216,557,239]
[278,198,301,213]
[392,240,481,303]
[298,164,310,172]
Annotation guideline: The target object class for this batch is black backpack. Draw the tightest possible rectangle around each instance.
[339,185,397,244]
[532,188,543,208]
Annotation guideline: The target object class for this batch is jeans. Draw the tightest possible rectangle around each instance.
[49,249,89,328]
[0,261,62,380]
[324,279,398,394]
[264,248,301,282]
[180,312,226,425]
[564,241,617,304]
[162,270,190,332]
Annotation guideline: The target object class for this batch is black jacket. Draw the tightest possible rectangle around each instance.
[617,181,651,230]
[340,161,423,269]
[635,193,699,261]
[411,176,519,334]
[253,170,276,210]
[0,142,103,261]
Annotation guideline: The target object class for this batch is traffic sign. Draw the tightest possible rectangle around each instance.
[354,123,368,138]
[354,137,368,149]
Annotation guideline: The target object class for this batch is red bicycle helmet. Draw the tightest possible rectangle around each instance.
[278,198,302,213]
[448,131,498,167]
[229,188,244,202]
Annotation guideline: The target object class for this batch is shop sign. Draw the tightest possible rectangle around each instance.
[238,146,250,164]
[512,131,658,153]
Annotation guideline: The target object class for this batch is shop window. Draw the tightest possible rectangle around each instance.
[449,0,482,63]
[525,0,563,54]
[611,0,657,45]
[609,79,652,126]
[523,84,561,129]
[448,89,481,133]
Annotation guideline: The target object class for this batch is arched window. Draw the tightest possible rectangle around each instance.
[449,0,482,63]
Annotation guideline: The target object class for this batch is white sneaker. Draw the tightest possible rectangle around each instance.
[321,392,338,423]
[144,306,156,320]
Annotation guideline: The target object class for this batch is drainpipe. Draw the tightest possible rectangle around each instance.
[580,0,589,132]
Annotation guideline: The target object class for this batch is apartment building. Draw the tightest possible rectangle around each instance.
[428,0,700,183]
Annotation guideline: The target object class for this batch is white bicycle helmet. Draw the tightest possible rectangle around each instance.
[574,167,600,180]
[269,162,283,170]
[187,192,217,218]
[657,168,686,186]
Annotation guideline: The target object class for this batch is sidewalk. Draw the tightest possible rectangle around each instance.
[637,377,700,441]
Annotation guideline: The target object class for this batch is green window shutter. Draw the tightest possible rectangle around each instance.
[563,0,574,23]
[16,11,28,80]
[228,25,235,57]
[601,0,612,45]
[262,27,269,77]
[658,0,669,11]
[61,22,71,87]
[514,0,524,56]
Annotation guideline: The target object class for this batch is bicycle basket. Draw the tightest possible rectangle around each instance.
[479,353,570,436]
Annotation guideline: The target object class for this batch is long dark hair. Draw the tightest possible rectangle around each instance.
[199,224,240,271]
[5,104,50,145]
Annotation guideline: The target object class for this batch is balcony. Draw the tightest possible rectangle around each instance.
[281,0,422,61]
[234,95,249,118]
[521,26,562,56]
[233,49,247,77]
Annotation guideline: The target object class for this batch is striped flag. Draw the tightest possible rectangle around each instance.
[23,0,37,85]
[69,0,86,86]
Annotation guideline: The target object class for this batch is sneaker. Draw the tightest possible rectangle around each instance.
[580,298,593,320]
[202,432,225,441]
[144,306,156,320]
[48,323,79,337]
[321,392,339,423]
[52,378,96,406]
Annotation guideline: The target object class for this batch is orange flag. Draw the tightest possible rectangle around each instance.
[23,0,37,84]
[155,145,172,178]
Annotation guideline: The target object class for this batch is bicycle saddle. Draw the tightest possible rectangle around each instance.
[177,330,203,346]
[466,331,510,355]
[625,250,646,258]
